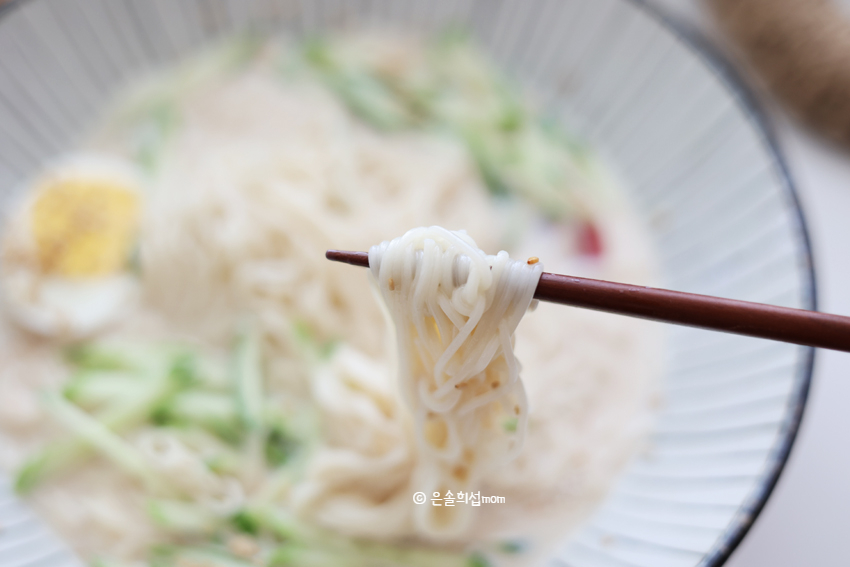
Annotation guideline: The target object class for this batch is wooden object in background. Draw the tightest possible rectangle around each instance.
[710,0,850,146]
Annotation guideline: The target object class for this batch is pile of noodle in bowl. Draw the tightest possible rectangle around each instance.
[0,32,662,567]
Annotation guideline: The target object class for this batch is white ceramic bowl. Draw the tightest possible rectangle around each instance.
[0,1,814,566]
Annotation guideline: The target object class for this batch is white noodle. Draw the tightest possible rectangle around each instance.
[369,227,542,538]
[0,34,661,564]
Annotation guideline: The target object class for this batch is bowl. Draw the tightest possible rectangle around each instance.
[0,1,814,566]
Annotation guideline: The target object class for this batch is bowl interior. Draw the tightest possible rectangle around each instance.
[0,1,813,567]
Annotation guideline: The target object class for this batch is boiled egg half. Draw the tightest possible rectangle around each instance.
[0,154,143,339]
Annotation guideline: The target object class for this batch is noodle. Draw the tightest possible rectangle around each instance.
[0,32,662,567]
[369,227,543,538]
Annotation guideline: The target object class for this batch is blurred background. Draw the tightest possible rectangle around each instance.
[2,0,849,565]
[656,0,850,565]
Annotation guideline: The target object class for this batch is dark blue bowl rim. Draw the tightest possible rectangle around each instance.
[0,1,816,566]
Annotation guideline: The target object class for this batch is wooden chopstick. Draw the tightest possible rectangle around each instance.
[326,249,850,353]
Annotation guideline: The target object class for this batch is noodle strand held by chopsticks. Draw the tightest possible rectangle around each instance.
[369,226,543,539]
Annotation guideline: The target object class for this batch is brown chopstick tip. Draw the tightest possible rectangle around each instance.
[325,249,370,268]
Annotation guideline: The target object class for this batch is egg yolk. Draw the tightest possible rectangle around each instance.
[30,178,139,278]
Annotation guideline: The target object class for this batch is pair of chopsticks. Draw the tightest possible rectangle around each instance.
[326,250,850,353]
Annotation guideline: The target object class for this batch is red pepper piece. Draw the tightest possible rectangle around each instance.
[576,220,603,257]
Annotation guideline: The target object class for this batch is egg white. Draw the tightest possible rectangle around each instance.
[1,271,137,339]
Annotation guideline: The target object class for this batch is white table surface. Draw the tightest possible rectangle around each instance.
[652,1,850,565]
